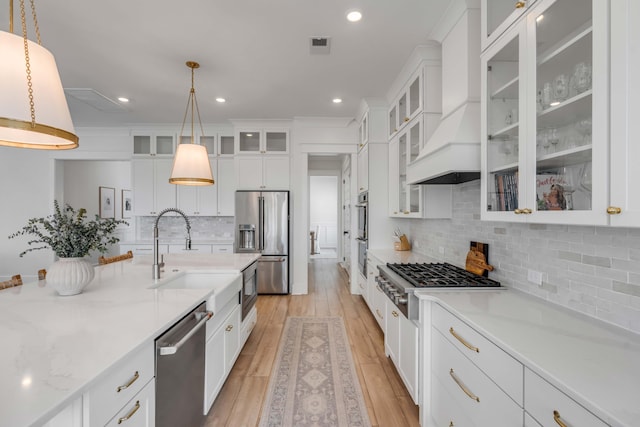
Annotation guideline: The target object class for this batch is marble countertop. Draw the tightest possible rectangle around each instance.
[0,253,259,427]
[415,289,640,427]
[367,248,437,264]
[120,239,235,245]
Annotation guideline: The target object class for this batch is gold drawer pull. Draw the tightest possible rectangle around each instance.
[116,371,140,393]
[226,325,234,332]
[522,208,532,214]
[392,310,399,318]
[449,369,480,402]
[515,1,526,8]
[514,209,523,214]
[449,327,479,353]
[607,206,622,215]
[118,400,141,424]
[553,410,568,427]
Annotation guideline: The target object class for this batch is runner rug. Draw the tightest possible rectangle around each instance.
[259,316,372,427]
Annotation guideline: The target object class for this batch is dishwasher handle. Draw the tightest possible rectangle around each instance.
[158,311,212,356]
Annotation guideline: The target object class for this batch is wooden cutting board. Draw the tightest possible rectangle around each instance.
[465,248,494,276]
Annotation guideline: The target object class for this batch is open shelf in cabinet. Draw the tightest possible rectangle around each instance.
[537,144,592,171]
[491,76,519,100]
[538,90,591,128]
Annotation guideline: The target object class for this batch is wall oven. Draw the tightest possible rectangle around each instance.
[355,192,368,277]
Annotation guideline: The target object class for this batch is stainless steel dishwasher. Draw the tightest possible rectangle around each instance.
[155,302,212,427]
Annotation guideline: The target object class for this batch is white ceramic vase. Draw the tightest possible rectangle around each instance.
[47,257,95,296]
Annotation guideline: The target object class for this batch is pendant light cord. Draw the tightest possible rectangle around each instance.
[178,62,206,145]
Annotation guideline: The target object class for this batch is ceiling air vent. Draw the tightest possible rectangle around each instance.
[309,37,331,54]
[64,88,128,112]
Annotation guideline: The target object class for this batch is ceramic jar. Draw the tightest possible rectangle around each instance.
[47,257,95,296]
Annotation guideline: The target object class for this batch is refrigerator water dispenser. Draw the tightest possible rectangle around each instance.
[238,224,256,250]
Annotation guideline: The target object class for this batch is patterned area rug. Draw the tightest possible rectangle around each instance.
[259,317,371,427]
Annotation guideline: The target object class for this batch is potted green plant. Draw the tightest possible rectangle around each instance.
[9,200,128,295]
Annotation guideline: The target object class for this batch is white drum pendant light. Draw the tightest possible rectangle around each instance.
[169,61,214,186]
[0,0,78,150]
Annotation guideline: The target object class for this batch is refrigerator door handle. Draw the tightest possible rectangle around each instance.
[258,257,286,262]
[258,196,265,251]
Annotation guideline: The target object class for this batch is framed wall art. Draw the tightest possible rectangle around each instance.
[121,189,132,219]
[99,186,115,219]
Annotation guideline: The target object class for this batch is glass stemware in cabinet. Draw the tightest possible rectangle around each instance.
[575,118,592,145]
[579,161,592,207]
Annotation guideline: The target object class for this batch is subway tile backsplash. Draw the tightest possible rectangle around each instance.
[136,216,234,241]
[406,180,640,334]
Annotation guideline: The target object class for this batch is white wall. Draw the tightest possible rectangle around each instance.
[0,148,55,280]
[405,180,640,334]
[309,176,338,249]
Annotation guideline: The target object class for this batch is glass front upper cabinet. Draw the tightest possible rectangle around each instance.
[533,0,593,213]
[484,34,522,216]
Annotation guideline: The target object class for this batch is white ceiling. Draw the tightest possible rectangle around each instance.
[1,0,450,127]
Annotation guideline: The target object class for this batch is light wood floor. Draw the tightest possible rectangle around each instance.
[204,258,419,427]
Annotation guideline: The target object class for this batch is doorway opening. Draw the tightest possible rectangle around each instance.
[309,176,338,259]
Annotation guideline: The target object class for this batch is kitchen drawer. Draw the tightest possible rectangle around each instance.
[432,328,523,427]
[206,293,239,339]
[525,368,608,427]
[241,305,257,344]
[432,303,523,404]
[168,244,212,254]
[84,342,154,427]
[212,244,233,253]
[431,370,476,427]
[525,412,542,427]
[105,378,155,427]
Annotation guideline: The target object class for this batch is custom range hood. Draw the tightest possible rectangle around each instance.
[407,1,481,185]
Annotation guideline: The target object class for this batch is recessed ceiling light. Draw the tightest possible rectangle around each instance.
[346,10,362,22]
[117,97,129,103]
[333,98,343,104]
[536,14,544,22]
[215,97,226,103]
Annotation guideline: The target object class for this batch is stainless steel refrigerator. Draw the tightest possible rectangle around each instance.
[234,190,289,294]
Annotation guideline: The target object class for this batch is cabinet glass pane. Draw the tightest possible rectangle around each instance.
[179,135,193,144]
[239,132,260,152]
[219,136,235,155]
[486,0,521,40]
[389,105,397,136]
[398,93,408,123]
[408,121,421,213]
[409,75,420,116]
[486,36,520,212]
[398,133,407,212]
[265,132,287,152]
[200,136,216,155]
[534,0,592,212]
[133,135,151,154]
[156,136,174,155]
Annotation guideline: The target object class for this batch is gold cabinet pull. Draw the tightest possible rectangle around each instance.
[607,206,622,215]
[553,410,568,427]
[449,369,480,402]
[514,209,523,214]
[118,401,141,424]
[522,208,532,214]
[404,117,410,122]
[515,1,526,8]
[392,310,399,318]
[116,371,140,393]
[449,422,454,427]
[226,325,233,332]
[404,211,410,214]
[449,327,479,353]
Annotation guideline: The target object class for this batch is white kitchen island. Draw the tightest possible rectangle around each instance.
[0,253,259,427]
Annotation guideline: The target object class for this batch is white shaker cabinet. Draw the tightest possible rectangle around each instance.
[236,155,289,190]
[41,398,83,427]
[216,157,236,216]
[104,379,155,427]
[357,142,369,194]
[609,0,640,226]
[132,133,175,157]
[481,0,609,225]
[236,130,288,155]
[132,158,176,216]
